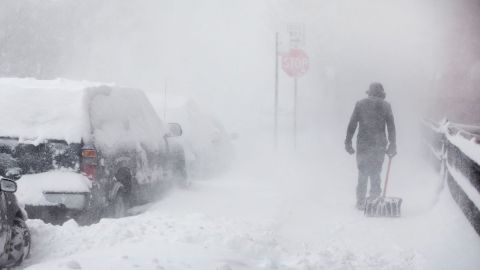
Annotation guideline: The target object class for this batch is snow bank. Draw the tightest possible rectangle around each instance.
[24,207,424,270]
[22,158,480,270]
[16,171,91,206]
[0,78,103,144]
[16,121,480,270]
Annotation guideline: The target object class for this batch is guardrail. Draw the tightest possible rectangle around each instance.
[423,120,480,236]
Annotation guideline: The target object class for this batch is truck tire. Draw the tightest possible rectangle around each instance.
[169,146,188,188]
[109,191,128,218]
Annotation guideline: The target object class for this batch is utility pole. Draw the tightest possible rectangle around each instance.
[164,80,167,120]
[274,32,279,150]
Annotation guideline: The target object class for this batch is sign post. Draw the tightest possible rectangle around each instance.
[294,77,298,148]
[274,23,308,150]
[281,48,309,148]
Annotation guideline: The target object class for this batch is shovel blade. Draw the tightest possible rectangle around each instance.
[364,196,403,217]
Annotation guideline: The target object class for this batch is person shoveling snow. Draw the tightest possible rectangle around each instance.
[345,82,397,211]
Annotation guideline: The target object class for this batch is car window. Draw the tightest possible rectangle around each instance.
[0,138,81,175]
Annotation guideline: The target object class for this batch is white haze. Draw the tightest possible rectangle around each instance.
[56,0,451,155]
[1,0,456,137]
[2,1,480,269]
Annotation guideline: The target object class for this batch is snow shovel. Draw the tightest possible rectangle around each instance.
[364,157,403,217]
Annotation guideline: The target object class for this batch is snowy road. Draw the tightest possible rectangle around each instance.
[22,140,480,270]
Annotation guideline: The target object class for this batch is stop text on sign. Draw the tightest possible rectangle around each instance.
[281,49,309,78]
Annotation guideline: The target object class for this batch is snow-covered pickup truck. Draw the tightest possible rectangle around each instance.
[0,78,185,224]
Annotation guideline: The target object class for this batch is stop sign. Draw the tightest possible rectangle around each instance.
[281,49,309,78]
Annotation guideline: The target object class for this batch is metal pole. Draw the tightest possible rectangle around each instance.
[294,77,298,149]
[274,32,279,150]
[164,80,167,120]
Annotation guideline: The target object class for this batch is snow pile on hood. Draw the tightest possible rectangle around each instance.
[16,171,92,206]
[0,78,104,144]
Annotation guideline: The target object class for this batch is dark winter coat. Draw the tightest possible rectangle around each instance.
[345,96,396,153]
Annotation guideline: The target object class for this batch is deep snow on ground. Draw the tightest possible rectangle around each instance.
[21,135,480,270]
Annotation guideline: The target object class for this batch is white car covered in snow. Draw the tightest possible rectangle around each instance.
[146,93,234,178]
[0,78,185,224]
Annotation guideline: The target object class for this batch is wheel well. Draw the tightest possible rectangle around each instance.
[115,167,132,192]
[15,209,27,221]
[168,144,186,168]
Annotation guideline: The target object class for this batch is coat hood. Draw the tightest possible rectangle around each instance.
[366,82,386,99]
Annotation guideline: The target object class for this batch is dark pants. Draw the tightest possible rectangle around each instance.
[356,148,385,203]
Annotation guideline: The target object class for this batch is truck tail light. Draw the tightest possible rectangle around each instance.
[81,148,97,180]
[82,149,97,158]
[81,164,97,180]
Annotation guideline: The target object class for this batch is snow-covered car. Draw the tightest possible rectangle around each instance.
[146,93,234,178]
[0,78,185,224]
[0,175,30,268]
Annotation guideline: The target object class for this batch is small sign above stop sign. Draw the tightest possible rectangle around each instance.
[281,49,309,78]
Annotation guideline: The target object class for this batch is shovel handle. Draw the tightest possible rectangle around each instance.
[382,157,393,197]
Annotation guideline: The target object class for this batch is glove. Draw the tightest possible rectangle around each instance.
[386,143,397,157]
[345,142,355,155]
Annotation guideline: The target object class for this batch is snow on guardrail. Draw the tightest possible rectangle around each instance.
[447,164,480,209]
[423,119,480,236]
[446,132,480,166]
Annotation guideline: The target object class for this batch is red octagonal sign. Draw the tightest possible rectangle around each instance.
[281,49,309,78]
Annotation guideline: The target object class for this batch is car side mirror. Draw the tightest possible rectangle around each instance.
[167,123,183,137]
[0,179,17,193]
